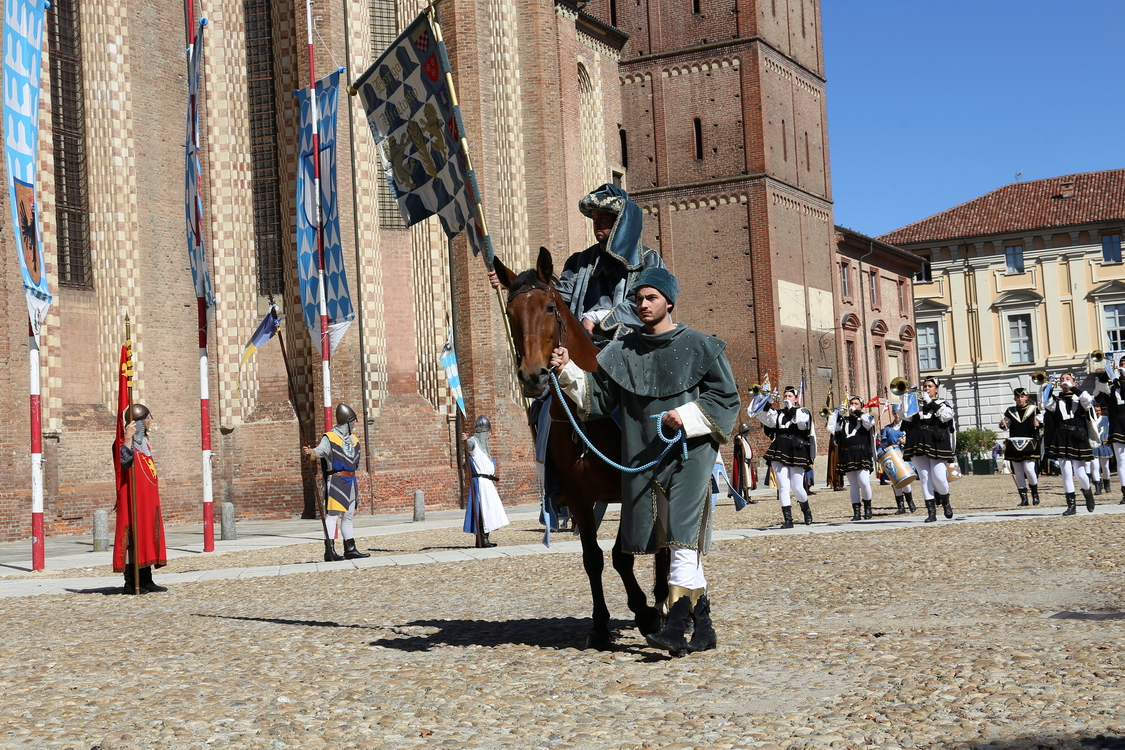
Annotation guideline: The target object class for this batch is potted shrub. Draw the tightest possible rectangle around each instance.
[956,427,1000,475]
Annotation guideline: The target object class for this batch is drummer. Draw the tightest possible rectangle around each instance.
[902,377,956,523]
[999,387,1040,506]
[828,395,877,520]
[879,405,915,515]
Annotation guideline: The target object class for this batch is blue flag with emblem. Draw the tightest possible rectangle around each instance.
[185,20,215,312]
[353,12,493,262]
[296,71,354,355]
[3,0,51,336]
[439,329,465,416]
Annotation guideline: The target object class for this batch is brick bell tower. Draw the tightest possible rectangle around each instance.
[582,0,839,451]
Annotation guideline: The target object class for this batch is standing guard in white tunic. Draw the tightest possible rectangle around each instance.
[463,415,510,548]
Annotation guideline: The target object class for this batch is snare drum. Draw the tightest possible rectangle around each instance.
[877,446,918,489]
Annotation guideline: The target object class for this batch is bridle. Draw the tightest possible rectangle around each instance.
[506,279,565,366]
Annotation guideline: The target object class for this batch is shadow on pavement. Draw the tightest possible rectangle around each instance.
[367,616,649,653]
[193,613,383,630]
[938,734,1125,749]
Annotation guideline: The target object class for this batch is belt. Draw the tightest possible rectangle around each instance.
[472,473,499,482]
[329,470,356,477]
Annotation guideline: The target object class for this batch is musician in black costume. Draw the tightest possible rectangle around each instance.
[902,377,955,523]
[827,395,877,520]
[999,387,1040,507]
[1043,372,1096,515]
[1093,354,1125,504]
[757,386,814,528]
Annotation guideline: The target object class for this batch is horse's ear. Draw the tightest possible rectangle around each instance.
[536,246,554,285]
[493,256,515,289]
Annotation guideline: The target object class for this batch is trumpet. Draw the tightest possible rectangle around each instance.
[748,383,763,396]
[889,377,919,397]
[1091,349,1106,363]
[1030,370,1049,386]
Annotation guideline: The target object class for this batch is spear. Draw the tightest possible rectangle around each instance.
[124,315,141,596]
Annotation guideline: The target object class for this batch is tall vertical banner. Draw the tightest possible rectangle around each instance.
[185,18,216,551]
[353,12,493,261]
[296,71,354,354]
[4,0,50,570]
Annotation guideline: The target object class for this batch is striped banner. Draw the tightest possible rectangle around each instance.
[185,19,215,309]
[439,329,465,416]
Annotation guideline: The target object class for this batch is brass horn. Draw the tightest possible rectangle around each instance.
[1091,349,1106,363]
[748,383,762,396]
[889,377,910,397]
[1030,370,1048,386]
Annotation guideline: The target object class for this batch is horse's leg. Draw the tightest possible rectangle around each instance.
[653,546,671,606]
[570,502,613,650]
[611,535,664,636]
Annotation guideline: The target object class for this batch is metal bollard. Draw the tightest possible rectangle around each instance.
[413,490,425,522]
[92,510,109,552]
[220,502,237,541]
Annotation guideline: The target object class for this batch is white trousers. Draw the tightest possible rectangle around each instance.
[846,470,872,504]
[1011,459,1039,490]
[1115,443,1125,487]
[911,456,949,501]
[668,545,706,590]
[1088,457,1110,483]
[324,513,355,541]
[770,462,807,507]
[1059,459,1091,493]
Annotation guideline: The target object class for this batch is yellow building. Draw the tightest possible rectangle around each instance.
[879,169,1125,430]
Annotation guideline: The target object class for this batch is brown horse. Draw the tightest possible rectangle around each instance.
[494,247,667,650]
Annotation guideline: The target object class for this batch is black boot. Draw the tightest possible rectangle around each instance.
[479,532,497,548]
[1061,493,1076,516]
[780,505,794,529]
[687,593,717,653]
[1017,488,1029,507]
[1103,479,1112,494]
[851,503,861,522]
[139,566,167,593]
[324,540,343,561]
[1120,486,1125,505]
[122,565,144,595]
[645,590,693,656]
[1093,480,1102,496]
[799,501,813,525]
[342,538,370,559]
[1082,487,1096,513]
[924,498,937,523]
[937,492,953,519]
[1030,485,1040,506]
[894,496,906,515]
[862,500,873,520]
[905,491,916,513]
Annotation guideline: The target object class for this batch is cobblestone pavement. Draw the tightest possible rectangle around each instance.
[0,474,1123,749]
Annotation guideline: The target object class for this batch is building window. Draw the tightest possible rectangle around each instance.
[371,0,405,228]
[898,278,908,314]
[610,0,618,26]
[840,261,851,298]
[245,0,285,295]
[845,339,857,395]
[692,0,700,13]
[916,254,933,283]
[1008,314,1034,364]
[47,0,91,288]
[693,118,703,160]
[1005,244,1024,274]
[804,131,810,171]
[619,128,628,168]
[781,119,788,162]
[868,270,879,308]
[1106,303,1125,351]
[918,321,940,370]
[1103,234,1122,263]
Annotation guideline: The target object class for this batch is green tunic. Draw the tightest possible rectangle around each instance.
[580,323,740,554]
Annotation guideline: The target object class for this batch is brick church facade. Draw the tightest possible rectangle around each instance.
[0,0,837,542]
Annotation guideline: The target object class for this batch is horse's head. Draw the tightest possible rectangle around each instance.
[494,247,565,398]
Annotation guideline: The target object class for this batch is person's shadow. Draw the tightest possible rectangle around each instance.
[369,616,660,655]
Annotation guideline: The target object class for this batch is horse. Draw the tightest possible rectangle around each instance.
[493,246,668,650]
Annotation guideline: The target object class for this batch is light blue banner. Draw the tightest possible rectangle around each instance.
[185,19,215,309]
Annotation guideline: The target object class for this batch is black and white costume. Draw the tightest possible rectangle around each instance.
[1000,397,1040,506]
[757,400,814,527]
[1094,363,1125,504]
[903,387,955,522]
[1044,386,1096,514]
[828,408,876,519]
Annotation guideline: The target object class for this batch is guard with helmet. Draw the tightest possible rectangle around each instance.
[304,403,371,561]
[113,403,169,594]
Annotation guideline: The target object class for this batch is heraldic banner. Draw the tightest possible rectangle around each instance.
[3,0,52,335]
[353,12,492,262]
[296,70,355,355]
[185,19,215,310]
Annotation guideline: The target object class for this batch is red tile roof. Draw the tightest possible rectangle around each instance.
[878,169,1125,246]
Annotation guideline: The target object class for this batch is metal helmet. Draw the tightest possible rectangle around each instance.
[474,415,492,433]
[335,403,357,426]
[125,404,150,422]
[738,422,750,435]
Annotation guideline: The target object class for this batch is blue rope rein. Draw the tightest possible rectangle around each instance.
[549,371,687,474]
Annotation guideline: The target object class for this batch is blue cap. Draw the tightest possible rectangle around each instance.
[632,267,678,306]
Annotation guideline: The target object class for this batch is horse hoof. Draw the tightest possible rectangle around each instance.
[635,607,664,636]
[585,630,613,651]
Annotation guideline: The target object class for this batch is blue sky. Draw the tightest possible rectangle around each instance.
[822,1,1125,238]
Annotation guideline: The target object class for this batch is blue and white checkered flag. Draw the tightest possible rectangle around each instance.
[354,12,493,263]
[439,330,465,416]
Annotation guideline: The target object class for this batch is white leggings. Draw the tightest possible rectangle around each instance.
[668,545,706,590]
[911,455,949,501]
[892,481,914,498]
[1011,459,1039,490]
[1088,457,1111,483]
[1059,459,1091,493]
[846,470,872,504]
[324,513,355,541]
[1115,443,1125,487]
[771,462,808,507]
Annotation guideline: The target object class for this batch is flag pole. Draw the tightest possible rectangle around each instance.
[306,0,333,432]
[185,0,215,552]
[124,315,141,595]
[29,319,44,570]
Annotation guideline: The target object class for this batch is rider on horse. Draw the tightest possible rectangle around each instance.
[550,268,740,656]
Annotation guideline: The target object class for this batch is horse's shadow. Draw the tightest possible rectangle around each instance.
[371,616,656,656]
